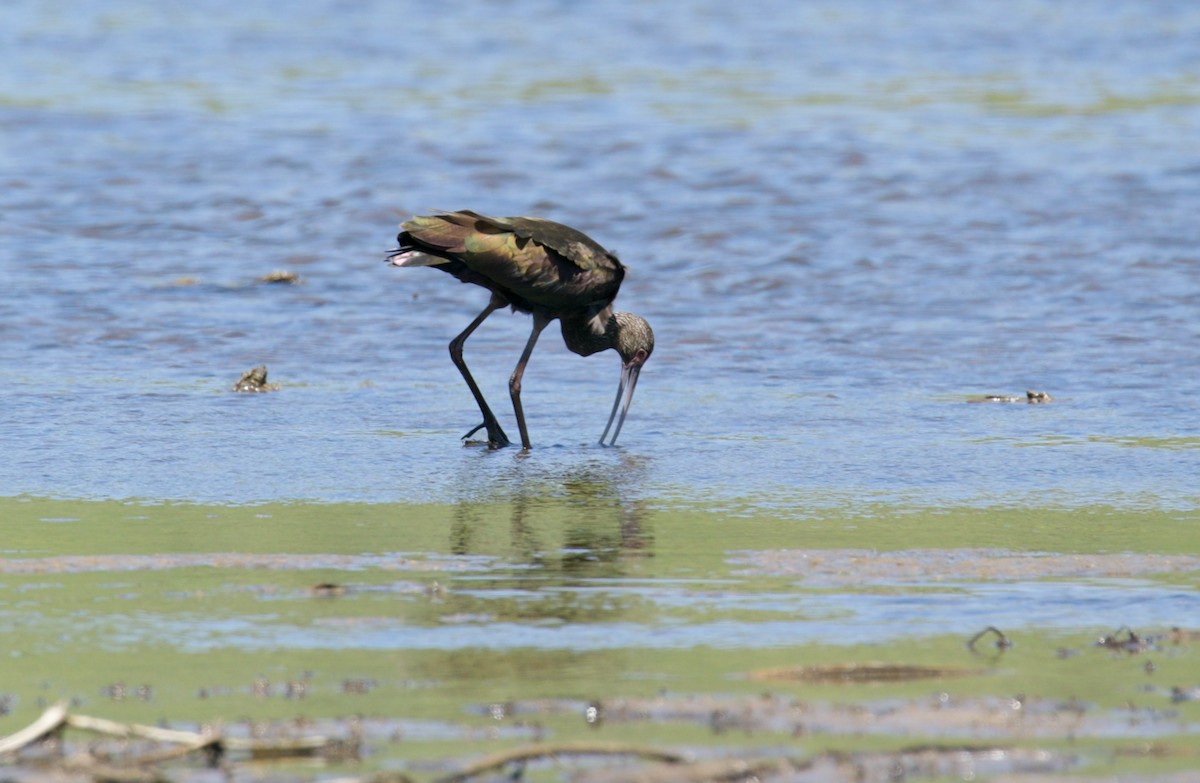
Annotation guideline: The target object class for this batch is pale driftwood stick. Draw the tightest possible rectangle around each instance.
[68,714,332,758]
[66,713,213,746]
[0,700,69,755]
[434,741,687,783]
[65,713,224,769]
[7,707,339,767]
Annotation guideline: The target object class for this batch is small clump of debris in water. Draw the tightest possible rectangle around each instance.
[968,390,1052,404]
[258,270,301,285]
[232,366,281,393]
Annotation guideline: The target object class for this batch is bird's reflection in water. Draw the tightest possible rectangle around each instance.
[448,452,652,579]
[433,455,653,681]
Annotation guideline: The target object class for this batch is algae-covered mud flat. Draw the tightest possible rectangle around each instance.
[2,497,1199,782]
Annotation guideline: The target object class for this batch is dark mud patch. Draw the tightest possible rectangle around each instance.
[746,662,980,683]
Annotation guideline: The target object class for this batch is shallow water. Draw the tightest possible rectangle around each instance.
[3,0,1198,509]
[2,1,1200,779]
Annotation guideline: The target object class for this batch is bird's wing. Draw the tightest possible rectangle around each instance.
[498,216,620,273]
[419,211,618,270]
[403,211,625,312]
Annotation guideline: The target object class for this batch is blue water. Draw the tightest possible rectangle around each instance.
[2,0,1198,510]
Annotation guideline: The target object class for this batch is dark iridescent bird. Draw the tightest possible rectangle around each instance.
[386,210,654,450]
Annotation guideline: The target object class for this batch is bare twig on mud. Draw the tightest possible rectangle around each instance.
[576,757,801,783]
[433,741,688,783]
[967,625,1013,652]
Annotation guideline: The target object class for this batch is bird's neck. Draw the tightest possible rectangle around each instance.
[560,311,617,358]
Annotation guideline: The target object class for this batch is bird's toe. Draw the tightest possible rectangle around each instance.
[461,420,511,448]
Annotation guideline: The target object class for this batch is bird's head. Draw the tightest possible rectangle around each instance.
[613,311,654,368]
[600,312,654,446]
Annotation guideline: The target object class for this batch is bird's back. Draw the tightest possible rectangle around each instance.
[396,211,625,318]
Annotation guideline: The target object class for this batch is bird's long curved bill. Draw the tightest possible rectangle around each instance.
[599,363,642,446]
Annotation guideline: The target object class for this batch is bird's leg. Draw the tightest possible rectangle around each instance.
[509,313,551,450]
[449,295,511,448]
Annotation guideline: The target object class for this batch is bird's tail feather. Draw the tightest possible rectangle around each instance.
[401,212,481,254]
[386,248,443,267]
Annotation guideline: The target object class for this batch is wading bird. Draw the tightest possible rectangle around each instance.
[387,210,654,450]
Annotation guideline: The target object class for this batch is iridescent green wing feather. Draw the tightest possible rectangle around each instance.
[499,216,618,272]
[415,211,625,313]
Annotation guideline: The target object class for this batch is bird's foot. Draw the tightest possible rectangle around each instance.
[462,421,511,449]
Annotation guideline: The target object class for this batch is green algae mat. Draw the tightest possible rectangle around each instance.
[2,497,1198,781]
